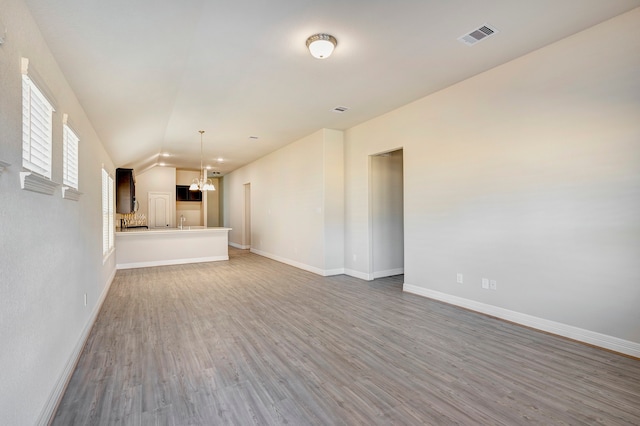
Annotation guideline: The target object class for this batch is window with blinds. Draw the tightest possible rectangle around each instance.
[63,124,79,188]
[22,74,54,178]
[102,168,114,258]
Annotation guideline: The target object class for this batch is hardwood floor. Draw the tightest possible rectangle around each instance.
[52,248,640,425]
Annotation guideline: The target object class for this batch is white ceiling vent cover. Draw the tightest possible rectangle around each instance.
[458,24,498,46]
[332,106,349,113]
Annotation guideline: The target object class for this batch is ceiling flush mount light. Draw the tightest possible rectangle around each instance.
[306,33,337,59]
[189,130,215,192]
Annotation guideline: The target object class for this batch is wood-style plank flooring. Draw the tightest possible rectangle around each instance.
[52,248,640,425]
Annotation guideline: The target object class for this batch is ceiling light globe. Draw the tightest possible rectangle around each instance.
[306,34,337,59]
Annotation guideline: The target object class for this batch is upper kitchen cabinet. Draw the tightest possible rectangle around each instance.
[176,185,202,202]
[116,168,136,213]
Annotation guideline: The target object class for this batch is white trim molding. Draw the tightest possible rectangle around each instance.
[229,242,251,250]
[373,268,404,279]
[324,268,345,277]
[250,248,324,275]
[250,248,342,277]
[0,160,9,174]
[403,284,640,358]
[345,269,374,281]
[20,171,59,195]
[61,186,82,201]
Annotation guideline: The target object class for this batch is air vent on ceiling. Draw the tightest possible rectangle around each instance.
[332,106,349,113]
[458,24,498,46]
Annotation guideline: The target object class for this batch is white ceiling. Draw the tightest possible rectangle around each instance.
[24,0,640,175]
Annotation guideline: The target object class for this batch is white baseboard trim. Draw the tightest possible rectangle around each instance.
[37,268,117,425]
[403,284,640,358]
[373,268,404,279]
[229,242,250,250]
[250,248,341,277]
[116,256,228,270]
[345,269,373,281]
[324,268,345,277]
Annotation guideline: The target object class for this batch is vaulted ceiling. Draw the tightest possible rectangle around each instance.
[24,0,640,175]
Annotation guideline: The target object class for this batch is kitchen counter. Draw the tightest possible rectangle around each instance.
[115,227,232,269]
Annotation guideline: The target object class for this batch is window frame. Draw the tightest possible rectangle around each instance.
[62,121,79,189]
[102,168,114,260]
[22,73,54,179]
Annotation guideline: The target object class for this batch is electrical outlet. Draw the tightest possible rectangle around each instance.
[482,278,489,289]
[456,273,463,284]
[490,280,497,290]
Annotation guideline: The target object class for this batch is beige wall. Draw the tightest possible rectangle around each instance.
[224,129,345,275]
[0,0,116,423]
[344,9,640,345]
[322,129,346,273]
[176,169,203,226]
[206,178,220,226]
[176,169,199,185]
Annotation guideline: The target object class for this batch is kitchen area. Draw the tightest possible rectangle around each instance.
[114,166,231,269]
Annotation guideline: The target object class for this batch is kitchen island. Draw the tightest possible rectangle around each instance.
[115,227,232,269]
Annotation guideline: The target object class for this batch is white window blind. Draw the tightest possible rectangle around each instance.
[102,168,114,257]
[22,74,54,178]
[63,124,79,188]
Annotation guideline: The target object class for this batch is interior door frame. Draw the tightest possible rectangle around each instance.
[368,147,405,280]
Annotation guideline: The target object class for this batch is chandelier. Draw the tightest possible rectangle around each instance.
[189,130,216,192]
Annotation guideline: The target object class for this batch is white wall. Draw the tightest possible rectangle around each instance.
[323,129,345,273]
[344,9,640,347]
[224,129,344,275]
[0,0,116,424]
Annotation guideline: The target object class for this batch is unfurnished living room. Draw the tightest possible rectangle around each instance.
[1,1,639,425]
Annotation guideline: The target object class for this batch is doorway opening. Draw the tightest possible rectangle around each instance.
[370,149,404,279]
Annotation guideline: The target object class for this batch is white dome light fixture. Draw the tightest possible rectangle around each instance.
[306,33,337,59]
